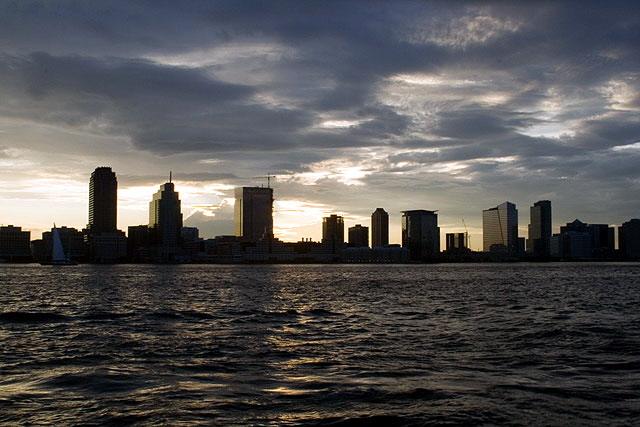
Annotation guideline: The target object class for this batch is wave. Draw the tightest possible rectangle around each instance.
[0,311,69,323]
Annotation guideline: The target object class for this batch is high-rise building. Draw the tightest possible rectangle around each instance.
[445,232,467,252]
[401,210,440,261]
[371,208,389,247]
[348,224,369,248]
[88,167,117,233]
[527,200,552,258]
[322,214,344,244]
[234,187,274,241]
[619,219,640,259]
[86,167,126,263]
[149,180,183,261]
[482,202,518,253]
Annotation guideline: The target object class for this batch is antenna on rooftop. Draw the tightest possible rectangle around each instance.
[169,171,172,183]
[253,174,277,188]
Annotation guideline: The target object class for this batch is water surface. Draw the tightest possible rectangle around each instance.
[1,263,639,425]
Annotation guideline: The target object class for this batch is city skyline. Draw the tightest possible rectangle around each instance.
[2,167,638,262]
[0,2,639,249]
[1,168,637,251]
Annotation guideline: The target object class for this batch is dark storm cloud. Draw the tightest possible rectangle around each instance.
[0,52,316,154]
[432,108,535,140]
[118,172,238,187]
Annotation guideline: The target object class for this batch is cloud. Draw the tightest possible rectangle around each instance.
[1,0,640,238]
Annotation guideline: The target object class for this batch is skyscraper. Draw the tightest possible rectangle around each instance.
[86,167,126,263]
[483,202,518,253]
[348,224,369,248]
[149,180,183,261]
[322,214,344,245]
[234,187,274,241]
[527,200,552,258]
[619,219,640,259]
[371,208,389,247]
[401,210,440,261]
[88,167,117,233]
[445,232,468,252]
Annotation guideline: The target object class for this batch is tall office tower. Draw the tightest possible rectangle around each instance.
[88,167,117,233]
[149,181,183,259]
[619,219,640,259]
[401,210,440,261]
[348,224,369,248]
[445,232,468,252]
[322,214,345,244]
[482,201,518,253]
[371,208,389,247]
[234,187,274,241]
[527,200,552,257]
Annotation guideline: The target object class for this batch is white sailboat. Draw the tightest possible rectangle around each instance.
[41,224,77,266]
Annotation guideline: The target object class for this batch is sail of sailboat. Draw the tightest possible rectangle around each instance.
[41,224,77,266]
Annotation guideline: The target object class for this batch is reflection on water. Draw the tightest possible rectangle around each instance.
[1,263,640,425]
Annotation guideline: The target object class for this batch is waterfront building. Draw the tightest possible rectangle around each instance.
[182,227,203,260]
[322,214,345,255]
[234,187,274,241]
[342,244,409,263]
[322,215,344,244]
[0,225,32,262]
[371,208,389,247]
[31,226,86,263]
[482,202,518,253]
[149,180,183,262]
[86,167,126,262]
[619,219,640,259]
[348,224,369,248]
[527,200,552,258]
[445,232,467,253]
[554,219,597,259]
[127,225,150,262]
[89,231,127,263]
[401,210,440,261]
[588,223,615,258]
[88,167,117,233]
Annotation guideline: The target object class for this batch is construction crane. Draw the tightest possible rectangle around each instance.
[253,174,277,188]
[462,218,471,249]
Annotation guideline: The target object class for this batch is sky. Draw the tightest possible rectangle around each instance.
[0,1,639,249]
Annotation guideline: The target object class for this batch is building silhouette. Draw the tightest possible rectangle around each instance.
[127,225,150,262]
[322,214,344,255]
[371,208,389,247]
[88,167,117,233]
[31,226,86,263]
[445,232,468,253]
[234,187,274,241]
[527,200,552,258]
[149,180,183,261]
[0,225,32,262]
[483,202,518,253]
[619,219,640,259]
[401,210,440,261]
[348,224,369,247]
[551,219,615,260]
[86,167,126,262]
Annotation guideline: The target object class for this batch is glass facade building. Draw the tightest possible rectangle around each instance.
[482,202,518,253]
[401,210,440,261]
[527,200,552,257]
